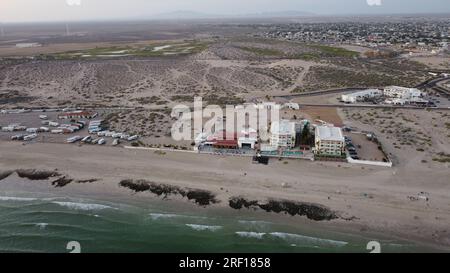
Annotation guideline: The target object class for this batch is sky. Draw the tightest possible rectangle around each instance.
[0,0,450,23]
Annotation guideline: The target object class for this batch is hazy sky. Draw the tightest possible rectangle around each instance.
[1,0,450,22]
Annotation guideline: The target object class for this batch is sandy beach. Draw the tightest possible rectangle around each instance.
[1,140,449,250]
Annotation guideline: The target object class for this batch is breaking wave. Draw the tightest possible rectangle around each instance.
[149,213,210,221]
[35,223,48,230]
[235,231,266,239]
[238,220,271,226]
[52,202,115,211]
[185,224,222,232]
[269,232,348,247]
[0,196,38,202]
[149,213,181,220]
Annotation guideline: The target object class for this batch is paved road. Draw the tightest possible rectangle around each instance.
[271,76,450,101]
[294,103,450,110]
[418,77,450,98]
[272,87,370,101]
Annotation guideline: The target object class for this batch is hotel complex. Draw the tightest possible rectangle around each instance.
[341,86,426,106]
[314,126,345,157]
[341,89,383,103]
[270,120,297,149]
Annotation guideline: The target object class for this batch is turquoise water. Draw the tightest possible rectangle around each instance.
[0,195,436,253]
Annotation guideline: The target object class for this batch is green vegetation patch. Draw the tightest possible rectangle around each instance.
[308,45,359,58]
[41,41,209,60]
[432,152,450,163]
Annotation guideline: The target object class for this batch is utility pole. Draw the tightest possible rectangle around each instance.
[0,23,5,38]
[65,23,70,36]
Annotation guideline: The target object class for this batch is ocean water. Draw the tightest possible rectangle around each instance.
[0,194,436,253]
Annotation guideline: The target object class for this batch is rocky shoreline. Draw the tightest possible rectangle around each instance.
[229,197,339,221]
[0,169,97,188]
[1,169,341,221]
[119,179,219,206]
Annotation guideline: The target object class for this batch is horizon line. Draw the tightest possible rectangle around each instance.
[1,11,450,24]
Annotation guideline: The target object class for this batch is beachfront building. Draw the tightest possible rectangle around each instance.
[198,128,258,150]
[203,131,239,149]
[270,120,296,149]
[314,126,345,157]
[383,86,423,101]
[238,128,258,149]
[341,89,383,103]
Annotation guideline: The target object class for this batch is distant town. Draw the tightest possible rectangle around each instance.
[259,19,449,54]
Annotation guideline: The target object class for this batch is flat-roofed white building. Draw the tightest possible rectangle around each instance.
[314,126,345,156]
[282,102,300,110]
[270,120,296,148]
[341,89,383,103]
[238,128,258,149]
[384,86,423,101]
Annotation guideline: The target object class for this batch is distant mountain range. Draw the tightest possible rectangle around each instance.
[149,10,316,20]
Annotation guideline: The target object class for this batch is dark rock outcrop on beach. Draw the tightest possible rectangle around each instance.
[76,179,99,184]
[185,190,218,206]
[119,179,219,206]
[229,197,339,221]
[229,197,259,209]
[51,176,74,188]
[16,169,61,180]
[0,170,14,181]
[0,169,98,188]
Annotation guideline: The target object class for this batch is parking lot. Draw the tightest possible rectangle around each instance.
[0,110,138,146]
[344,132,387,162]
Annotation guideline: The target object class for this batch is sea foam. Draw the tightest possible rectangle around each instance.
[149,213,184,220]
[149,213,210,221]
[35,223,48,230]
[0,196,38,202]
[185,224,222,232]
[52,201,114,211]
[269,232,348,247]
[235,231,267,239]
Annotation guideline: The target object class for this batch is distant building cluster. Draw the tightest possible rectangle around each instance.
[341,86,428,106]
[259,20,449,52]
[341,89,383,104]
[194,102,347,160]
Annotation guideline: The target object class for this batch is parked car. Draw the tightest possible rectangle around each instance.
[67,136,82,143]
[24,134,38,141]
[81,136,92,143]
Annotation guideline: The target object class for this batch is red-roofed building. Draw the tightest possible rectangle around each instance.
[204,129,258,149]
[206,131,238,149]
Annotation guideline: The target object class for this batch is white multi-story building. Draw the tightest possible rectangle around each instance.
[238,128,258,149]
[314,126,345,157]
[270,120,296,149]
[383,86,423,101]
[341,89,383,103]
